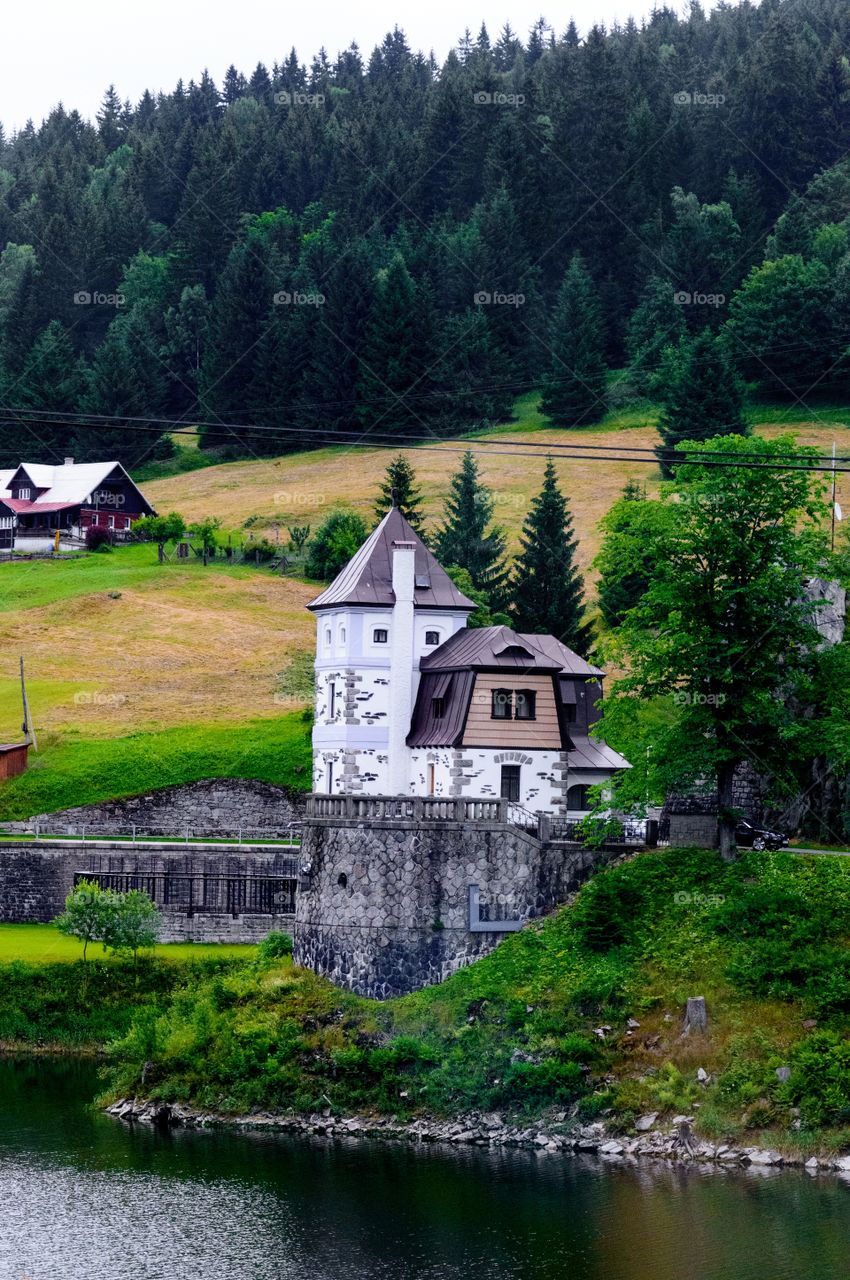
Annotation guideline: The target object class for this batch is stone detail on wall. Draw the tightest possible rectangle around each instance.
[294,815,605,998]
[4,778,306,836]
[668,814,719,849]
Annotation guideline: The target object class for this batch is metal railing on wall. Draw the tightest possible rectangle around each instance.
[0,821,302,846]
[74,870,298,916]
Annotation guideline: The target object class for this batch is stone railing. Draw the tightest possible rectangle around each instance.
[307,794,510,825]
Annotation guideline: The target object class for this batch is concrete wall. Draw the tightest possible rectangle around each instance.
[294,816,605,998]
[4,778,306,836]
[0,841,296,943]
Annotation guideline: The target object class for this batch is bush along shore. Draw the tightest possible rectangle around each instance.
[95,846,850,1172]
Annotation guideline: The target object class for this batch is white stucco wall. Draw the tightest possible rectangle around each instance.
[311,603,469,794]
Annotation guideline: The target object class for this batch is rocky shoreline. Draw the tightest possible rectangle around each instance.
[105,1098,848,1176]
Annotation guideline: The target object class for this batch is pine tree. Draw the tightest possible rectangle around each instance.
[540,254,608,427]
[374,455,425,530]
[656,329,749,476]
[435,450,508,598]
[508,459,591,655]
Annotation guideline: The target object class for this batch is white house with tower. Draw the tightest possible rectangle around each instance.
[308,508,629,816]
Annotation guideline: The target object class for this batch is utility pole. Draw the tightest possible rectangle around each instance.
[20,656,37,752]
[831,441,843,553]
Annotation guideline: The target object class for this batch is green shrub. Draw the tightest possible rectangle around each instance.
[258,932,293,962]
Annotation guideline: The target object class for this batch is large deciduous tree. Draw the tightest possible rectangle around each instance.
[604,435,831,860]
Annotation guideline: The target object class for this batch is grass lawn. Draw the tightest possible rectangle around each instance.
[0,923,256,964]
[0,543,314,739]
[0,714,311,820]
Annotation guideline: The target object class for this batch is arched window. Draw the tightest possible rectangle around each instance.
[339,626,346,644]
[324,627,332,647]
[567,784,592,811]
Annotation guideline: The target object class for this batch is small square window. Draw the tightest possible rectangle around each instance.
[515,690,536,720]
[425,630,440,646]
[491,689,512,719]
[373,628,388,644]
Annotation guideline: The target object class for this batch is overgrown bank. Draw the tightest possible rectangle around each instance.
[98,847,850,1155]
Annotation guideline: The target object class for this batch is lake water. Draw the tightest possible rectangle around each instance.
[1,1058,849,1279]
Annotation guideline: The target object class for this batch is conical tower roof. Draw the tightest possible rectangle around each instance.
[307,509,476,612]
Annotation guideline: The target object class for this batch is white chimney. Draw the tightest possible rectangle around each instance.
[63,457,74,466]
[387,541,416,795]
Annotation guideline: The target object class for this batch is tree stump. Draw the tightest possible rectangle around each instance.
[682,996,708,1036]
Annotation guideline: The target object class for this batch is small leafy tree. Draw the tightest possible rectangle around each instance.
[444,565,511,629]
[286,524,311,553]
[189,516,221,554]
[134,512,187,543]
[305,510,368,580]
[54,881,117,961]
[105,890,161,969]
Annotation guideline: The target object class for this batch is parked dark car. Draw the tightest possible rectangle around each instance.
[735,820,789,852]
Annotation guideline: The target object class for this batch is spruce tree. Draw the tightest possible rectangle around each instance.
[656,329,749,476]
[374,455,425,530]
[508,459,591,655]
[540,254,607,427]
[434,450,508,599]
[357,253,434,438]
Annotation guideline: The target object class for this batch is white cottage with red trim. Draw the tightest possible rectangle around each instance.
[308,509,629,817]
[0,458,155,550]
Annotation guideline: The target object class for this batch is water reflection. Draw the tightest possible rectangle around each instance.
[0,1059,848,1280]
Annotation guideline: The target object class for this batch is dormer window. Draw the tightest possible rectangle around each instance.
[492,689,512,720]
[515,690,536,721]
[18,487,30,500]
[432,696,445,719]
[425,630,440,646]
[373,628,388,644]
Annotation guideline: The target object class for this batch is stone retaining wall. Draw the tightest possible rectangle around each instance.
[4,778,307,835]
[294,817,606,998]
[0,841,295,943]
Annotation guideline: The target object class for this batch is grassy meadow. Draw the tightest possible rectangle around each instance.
[144,393,850,571]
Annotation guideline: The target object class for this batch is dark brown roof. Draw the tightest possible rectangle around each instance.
[407,670,475,746]
[420,625,603,676]
[307,509,476,612]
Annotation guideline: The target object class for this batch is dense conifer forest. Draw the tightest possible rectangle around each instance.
[1,0,850,465]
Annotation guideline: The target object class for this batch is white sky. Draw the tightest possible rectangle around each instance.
[0,0,697,133]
